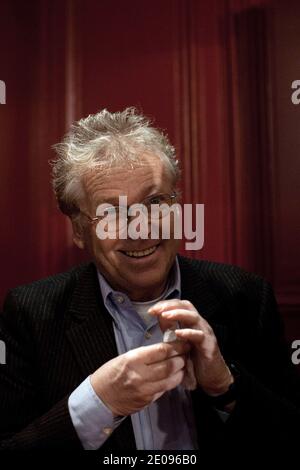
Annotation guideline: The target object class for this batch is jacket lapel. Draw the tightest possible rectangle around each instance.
[178,257,234,444]
[66,263,136,450]
[66,263,118,376]
[178,256,230,349]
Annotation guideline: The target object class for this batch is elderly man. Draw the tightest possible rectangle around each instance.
[0,108,299,452]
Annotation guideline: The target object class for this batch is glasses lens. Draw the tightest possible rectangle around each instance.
[94,194,176,233]
[95,206,128,233]
[148,194,175,220]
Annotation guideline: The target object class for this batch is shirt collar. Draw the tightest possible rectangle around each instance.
[97,256,181,306]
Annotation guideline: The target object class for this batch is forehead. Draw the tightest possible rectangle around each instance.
[82,153,174,205]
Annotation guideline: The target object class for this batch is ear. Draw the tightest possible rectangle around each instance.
[70,217,85,250]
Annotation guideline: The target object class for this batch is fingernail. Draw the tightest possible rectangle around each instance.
[148,306,161,314]
[162,312,172,318]
[148,304,162,313]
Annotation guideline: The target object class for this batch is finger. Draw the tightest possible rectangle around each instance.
[147,354,186,381]
[159,309,200,326]
[158,314,179,333]
[153,369,185,395]
[132,341,191,365]
[175,328,205,345]
[148,299,195,314]
[151,390,165,402]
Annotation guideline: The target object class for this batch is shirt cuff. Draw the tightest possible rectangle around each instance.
[68,375,124,450]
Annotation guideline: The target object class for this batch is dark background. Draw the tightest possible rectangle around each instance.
[0,0,299,349]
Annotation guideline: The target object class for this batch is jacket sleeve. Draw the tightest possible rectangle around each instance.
[221,279,300,443]
[0,291,81,450]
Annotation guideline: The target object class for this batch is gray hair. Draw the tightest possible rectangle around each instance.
[51,107,180,218]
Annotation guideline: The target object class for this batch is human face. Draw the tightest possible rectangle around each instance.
[74,154,180,301]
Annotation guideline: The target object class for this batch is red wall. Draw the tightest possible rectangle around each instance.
[0,0,299,344]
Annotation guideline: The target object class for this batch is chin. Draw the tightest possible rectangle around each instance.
[128,273,166,294]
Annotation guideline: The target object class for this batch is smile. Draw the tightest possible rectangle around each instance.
[123,244,159,258]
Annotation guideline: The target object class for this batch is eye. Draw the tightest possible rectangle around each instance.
[149,195,164,205]
[103,206,118,218]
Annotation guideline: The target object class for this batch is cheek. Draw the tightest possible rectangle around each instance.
[88,235,118,261]
[160,212,181,239]
[159,239,179,266]
[163,236,180,250]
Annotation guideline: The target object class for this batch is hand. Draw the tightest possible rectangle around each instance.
[90,341,191,417]
[149,300,234,396]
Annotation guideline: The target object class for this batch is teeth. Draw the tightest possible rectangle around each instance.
[125,245,157,258]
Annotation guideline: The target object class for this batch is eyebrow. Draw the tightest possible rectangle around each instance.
[95,196,121,205]
[95,185,162,206]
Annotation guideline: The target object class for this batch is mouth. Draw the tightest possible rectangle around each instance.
[120,243,160,259]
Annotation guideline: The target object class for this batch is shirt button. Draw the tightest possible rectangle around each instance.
[115,295,124,304]
[103,427,113,436]
[145,331,152,339]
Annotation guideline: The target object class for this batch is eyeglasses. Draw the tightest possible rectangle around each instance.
[80,192,178,232]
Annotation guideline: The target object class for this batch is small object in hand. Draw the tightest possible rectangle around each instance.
[162,326,197,391]
[163,328,178,343]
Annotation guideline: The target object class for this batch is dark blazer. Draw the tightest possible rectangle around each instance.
[0,256,299,451]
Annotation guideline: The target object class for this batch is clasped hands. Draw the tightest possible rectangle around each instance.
[91,299,234,417]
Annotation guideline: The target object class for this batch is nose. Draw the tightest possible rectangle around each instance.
[126,209,152,240]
